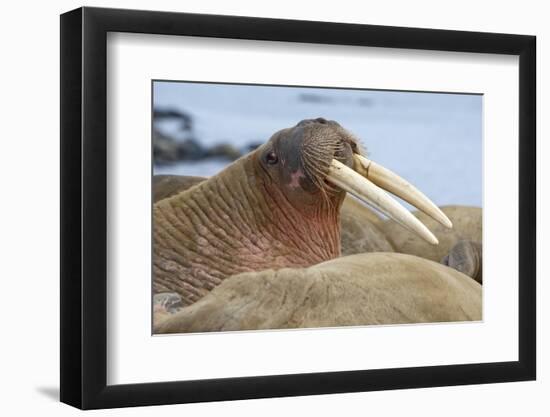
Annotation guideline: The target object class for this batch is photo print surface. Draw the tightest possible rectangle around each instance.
[152,81,482,334]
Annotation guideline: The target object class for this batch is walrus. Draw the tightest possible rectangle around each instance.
[155,253,481,333]
[154,118,454,307]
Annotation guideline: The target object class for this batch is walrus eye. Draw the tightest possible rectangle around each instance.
[265,151,278,165]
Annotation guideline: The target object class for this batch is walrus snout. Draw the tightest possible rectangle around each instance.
[297,117,338,127]
[299,117,360,158]
[296,118,357,187]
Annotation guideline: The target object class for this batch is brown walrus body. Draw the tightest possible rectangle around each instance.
[156,253,481,334]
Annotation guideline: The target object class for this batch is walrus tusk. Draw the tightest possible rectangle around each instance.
[353,154,453,229]
[327,159,439,245]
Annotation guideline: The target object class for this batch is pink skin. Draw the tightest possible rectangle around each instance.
[288,169,305,189]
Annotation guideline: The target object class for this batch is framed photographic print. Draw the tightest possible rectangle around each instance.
[60,6,536,409]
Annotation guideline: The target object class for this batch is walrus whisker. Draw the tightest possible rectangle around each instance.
[301,133,347,205]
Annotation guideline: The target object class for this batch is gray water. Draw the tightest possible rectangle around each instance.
[153,81,482,208]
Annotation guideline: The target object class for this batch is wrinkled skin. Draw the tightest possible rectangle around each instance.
[154,119,360,306]
[153,175,482,279]
[156,253,481,333]
[153,175,205,203]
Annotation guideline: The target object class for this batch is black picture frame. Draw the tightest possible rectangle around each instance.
[60,6,536,410]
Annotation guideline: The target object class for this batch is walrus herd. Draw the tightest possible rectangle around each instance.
[152,118,482,333]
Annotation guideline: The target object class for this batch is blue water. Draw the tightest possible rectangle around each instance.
[153,82,482,208]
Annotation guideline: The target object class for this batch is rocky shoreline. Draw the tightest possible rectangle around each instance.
[153,107,261,165]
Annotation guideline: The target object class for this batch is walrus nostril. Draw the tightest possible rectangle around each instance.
[297,118,331,127]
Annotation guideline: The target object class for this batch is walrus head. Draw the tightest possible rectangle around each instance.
[254,118,356,215]
[153,118,452,305]
[254,118,451,244]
